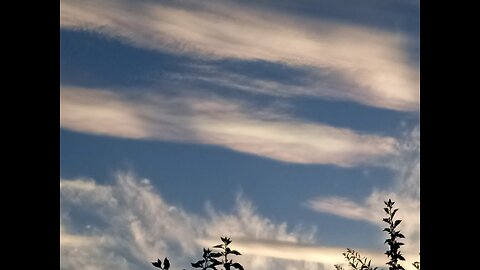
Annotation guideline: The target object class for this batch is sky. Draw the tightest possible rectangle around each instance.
[59,1,420,270]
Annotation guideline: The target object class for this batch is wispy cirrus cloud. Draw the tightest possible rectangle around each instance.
[60,173,320,270]
[60,0,418,111]
[60,86,398,167]
[61,172,413,270]
[306,126,420,262]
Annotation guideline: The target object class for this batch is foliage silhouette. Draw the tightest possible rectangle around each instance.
[334,199,419,270]
[152,257,171,270]
[152,199,418,270]
[152,237,243,270]
[334,248,377,270]
[191,237,244,270]
[383,199,406,270]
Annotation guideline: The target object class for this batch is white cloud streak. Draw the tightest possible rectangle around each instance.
[60,86,398,167]
[197,237,396,268]
[60,0,418,111]
[306,126,420,266]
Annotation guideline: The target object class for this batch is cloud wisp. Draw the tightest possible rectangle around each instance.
[60,0,419,111]
[61,172,413,270]
[306,126,420,262]
[61,86,398,167]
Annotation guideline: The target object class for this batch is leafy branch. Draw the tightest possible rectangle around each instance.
[335,248,377,270]
[335,199,418,270]
[192,237,244,270]
[152,257,171,270]
[383,199,406,270]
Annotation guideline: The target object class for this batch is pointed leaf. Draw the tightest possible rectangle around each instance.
[210,252,223,258]
[210,259,221,265]
[163,257,170,270]
[152,258,162,268]
[229,250,241,256]
[212,244,223,249]
[393,219,402,228]
[231,263,244,270]
[221,237,232,245]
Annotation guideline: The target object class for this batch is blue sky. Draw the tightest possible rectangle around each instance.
[60,1,419,270]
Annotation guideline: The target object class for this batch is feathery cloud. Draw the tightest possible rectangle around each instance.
[61,172,418,270]
[60,173,416,270]
[60,0,418,111]
[61,86,398,167]
[60,173,320,269]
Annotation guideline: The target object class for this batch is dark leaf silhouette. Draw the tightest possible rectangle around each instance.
[152,258,162,268]
[231,263,244,270]
[393,220,402,228]
[210,252,223,258]
[221,237,232,246]
[210,258,222,266]
[163,257,170,270]
[229,250,241,256]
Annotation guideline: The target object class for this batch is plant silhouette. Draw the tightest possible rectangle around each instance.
[151,237,243,270]
[151,199,418,270]
[191,237,244,270]
[335,199,419,270]
[383,199,406,270]
[334,248,378,270]
[152,257,170,270]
